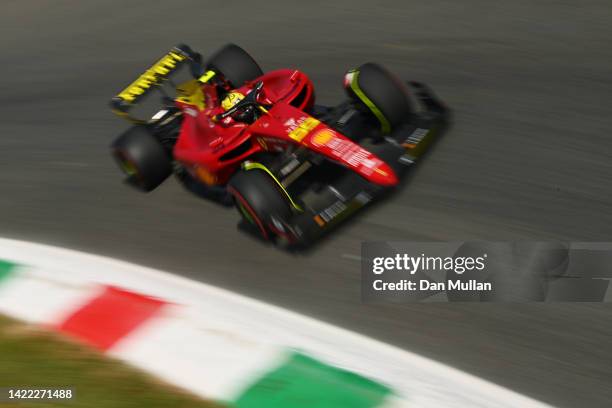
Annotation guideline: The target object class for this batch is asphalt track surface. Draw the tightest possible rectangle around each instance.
[1,1,611,406]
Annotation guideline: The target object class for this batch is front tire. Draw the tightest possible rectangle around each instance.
[111,126,172,192]
[227,169,293,240]
[344,63,413,134]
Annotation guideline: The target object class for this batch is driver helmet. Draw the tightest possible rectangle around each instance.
[221,91,245,111]
[221,90,257,123]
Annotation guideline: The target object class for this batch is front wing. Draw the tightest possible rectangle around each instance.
[274,82,450,246]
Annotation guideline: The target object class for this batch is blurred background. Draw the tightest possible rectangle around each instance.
[1,1,611,406]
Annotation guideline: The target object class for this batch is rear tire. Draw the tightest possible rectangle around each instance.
[207,44,263,88]
[111,126,172,192]
[345,63,413,133]
[227,169,293,240]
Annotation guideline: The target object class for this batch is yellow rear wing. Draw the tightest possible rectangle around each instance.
[110,45,198,123]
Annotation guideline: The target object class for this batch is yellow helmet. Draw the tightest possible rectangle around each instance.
[221,91,245,111]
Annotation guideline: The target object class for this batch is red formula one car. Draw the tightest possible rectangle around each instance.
[110,44,449,246]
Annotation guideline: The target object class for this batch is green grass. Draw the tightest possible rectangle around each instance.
[0,314,222,408]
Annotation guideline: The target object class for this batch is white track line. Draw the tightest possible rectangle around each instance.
[0,238,553,407]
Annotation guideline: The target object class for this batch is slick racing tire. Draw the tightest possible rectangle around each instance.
[228,169,293,240]
[207,44,263,88]
[345,63,413,133]
[111,126,172,192]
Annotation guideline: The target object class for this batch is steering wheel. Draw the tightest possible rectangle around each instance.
[215,81,265,121]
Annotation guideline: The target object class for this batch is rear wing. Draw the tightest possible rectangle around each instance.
[110,44,203,123]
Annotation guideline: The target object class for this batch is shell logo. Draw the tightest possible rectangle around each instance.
[311,129,335,147]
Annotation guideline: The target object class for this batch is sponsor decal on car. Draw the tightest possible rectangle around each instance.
[318,200,347,224]
[311,129,335,147]
[286,117,321,142]
[403,128,429,148]
[313,195,369,228]
[319,136,384,175]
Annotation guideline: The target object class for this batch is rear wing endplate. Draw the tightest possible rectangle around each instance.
[110,44,200,122]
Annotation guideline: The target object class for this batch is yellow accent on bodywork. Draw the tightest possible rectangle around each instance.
[175,79,206,110]
[117,51,186,103]
[349,70,392,134]
[198,70,216,83]
[242,162,303,212]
